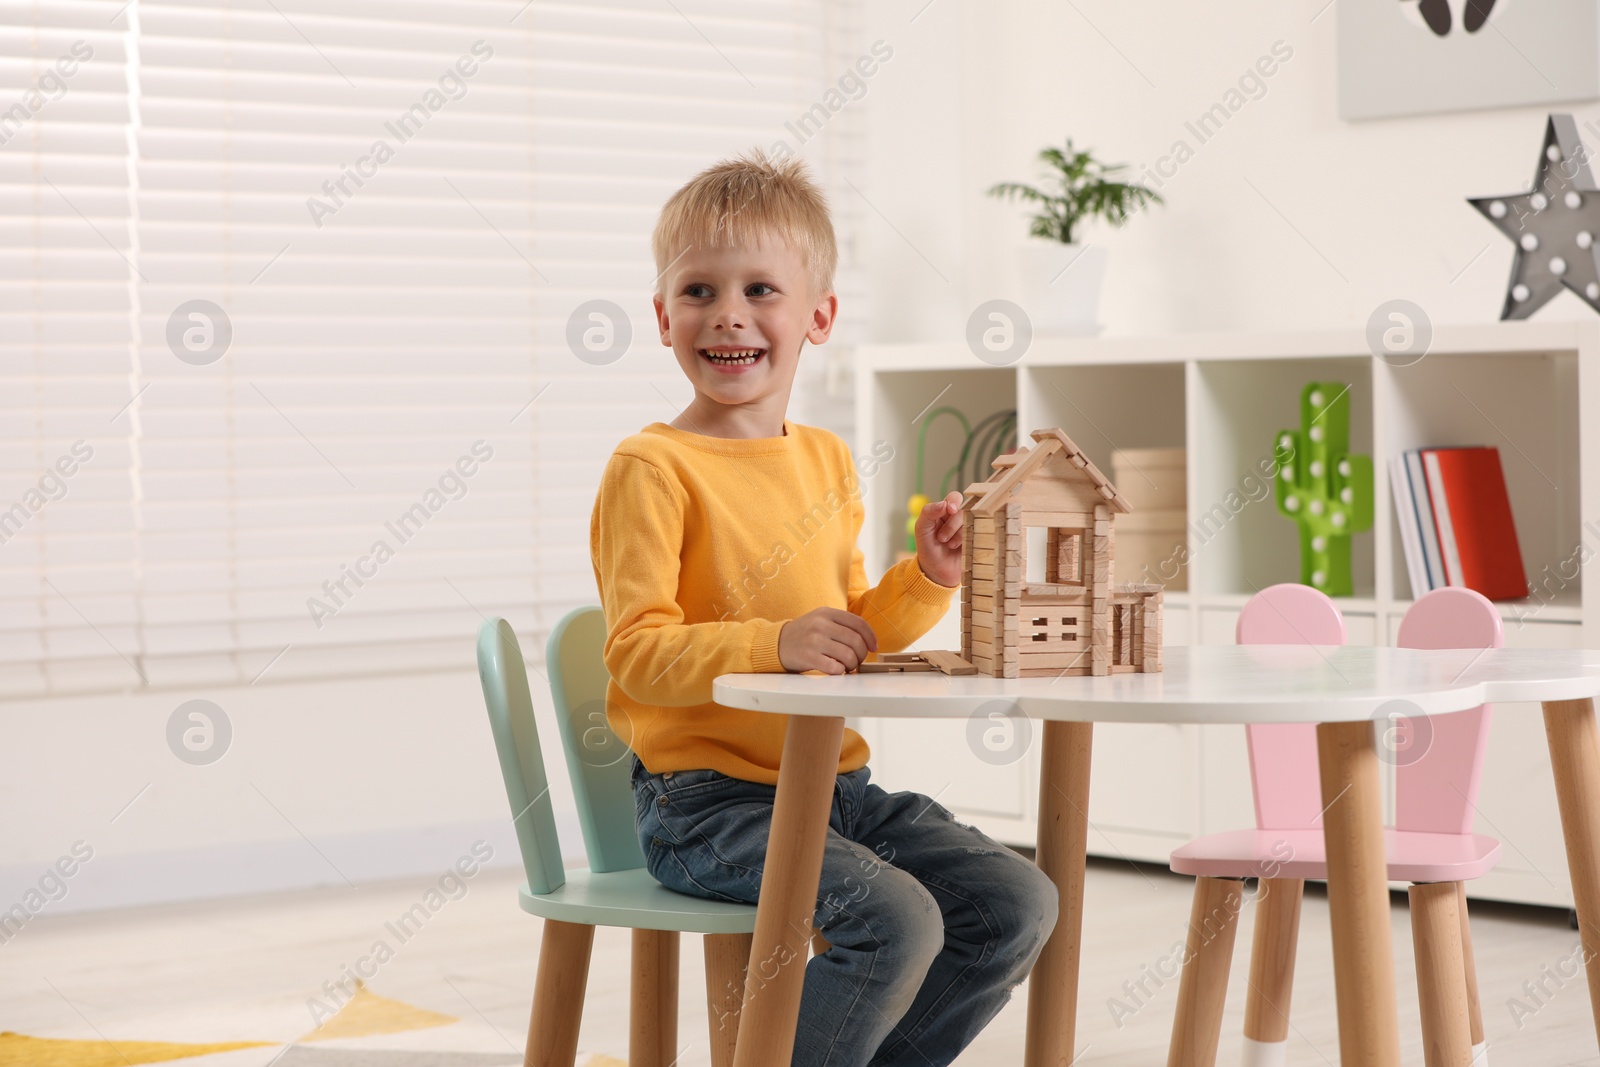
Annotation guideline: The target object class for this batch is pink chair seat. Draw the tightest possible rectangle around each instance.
[1171,827,1502,884]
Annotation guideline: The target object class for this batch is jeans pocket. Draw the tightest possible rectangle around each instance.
[659,766,739,800]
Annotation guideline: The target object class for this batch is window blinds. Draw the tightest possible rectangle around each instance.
[1,0,866,699]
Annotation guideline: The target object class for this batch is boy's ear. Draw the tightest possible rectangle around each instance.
[653,294,671,346]
[806,290,838,346]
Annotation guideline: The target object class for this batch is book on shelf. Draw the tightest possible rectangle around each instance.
[1389,455,1427,600]
[1392,446,1528,602]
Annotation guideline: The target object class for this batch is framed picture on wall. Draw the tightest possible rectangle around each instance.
[1338,0,1600,120]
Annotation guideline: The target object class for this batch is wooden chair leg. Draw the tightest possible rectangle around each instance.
[1167,877,1245,1067]
[1242,877,1302,1067]
[1456,882,1487,1064]
[631,929,679,1067]
[705,933,754,1067]
[1410,882,1473,1067]
[528,918,595,1067]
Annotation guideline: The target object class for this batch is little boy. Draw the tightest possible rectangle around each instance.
[589,149,1058,1066]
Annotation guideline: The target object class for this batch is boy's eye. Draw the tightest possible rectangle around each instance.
[682,283,773,298]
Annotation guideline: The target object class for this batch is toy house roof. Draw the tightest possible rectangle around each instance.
[963,428,1133,517]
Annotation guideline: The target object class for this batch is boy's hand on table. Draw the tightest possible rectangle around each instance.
[915,491,964,588]
[778,607,878,675]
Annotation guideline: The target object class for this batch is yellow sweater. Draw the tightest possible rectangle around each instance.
[589,419,957,784]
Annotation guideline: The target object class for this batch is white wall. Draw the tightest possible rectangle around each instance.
[16,0,1599,916]
[0,669,550,916]
[862,0,1600,342]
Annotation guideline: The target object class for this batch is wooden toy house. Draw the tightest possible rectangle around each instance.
[961,428,1163,678]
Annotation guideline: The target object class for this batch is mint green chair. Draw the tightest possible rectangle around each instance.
[476,610,757,1067]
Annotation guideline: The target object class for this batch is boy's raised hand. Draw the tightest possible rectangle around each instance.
[778,607,878,675]
[915,490,965,588]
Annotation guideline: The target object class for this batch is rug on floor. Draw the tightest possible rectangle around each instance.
[0,1032,270,1067]
[3,979,629,1067]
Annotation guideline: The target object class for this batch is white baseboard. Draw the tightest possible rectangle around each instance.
[0,810,585,920]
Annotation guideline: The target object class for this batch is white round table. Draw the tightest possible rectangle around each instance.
[712,645,1600,1067]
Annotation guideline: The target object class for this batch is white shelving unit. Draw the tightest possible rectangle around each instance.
[853,321,1600,909]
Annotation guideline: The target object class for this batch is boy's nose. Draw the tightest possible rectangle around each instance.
[711,299,747,329]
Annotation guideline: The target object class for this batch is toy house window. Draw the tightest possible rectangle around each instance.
[1029,615,1080,642]
[1045,528,1086,585]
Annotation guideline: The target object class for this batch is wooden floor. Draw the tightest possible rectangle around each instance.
[7,855,1600,1065]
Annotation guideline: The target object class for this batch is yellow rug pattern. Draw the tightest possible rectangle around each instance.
[1,981,634,1065]
[0,1032,268,1067]
[298,981,456,1041]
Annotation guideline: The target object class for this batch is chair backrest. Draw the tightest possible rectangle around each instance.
[1239,584,1348,831]
[547,606,646,874]
[1393,587,1503,835]
[476,617,567,895]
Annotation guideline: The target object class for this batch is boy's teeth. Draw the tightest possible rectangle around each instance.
[702,349,763,364]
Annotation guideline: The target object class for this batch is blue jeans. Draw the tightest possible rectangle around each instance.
[629,754,1059,1067]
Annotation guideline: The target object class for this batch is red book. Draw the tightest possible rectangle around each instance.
[1420,447,1528,601]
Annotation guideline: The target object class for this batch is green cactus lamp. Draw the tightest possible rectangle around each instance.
[1273,382,1374,596]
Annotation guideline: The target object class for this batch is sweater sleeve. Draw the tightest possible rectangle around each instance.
[591,453,786,707]
[843,459,958,653]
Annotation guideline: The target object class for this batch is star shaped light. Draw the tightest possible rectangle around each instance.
[1468,113,1600,319]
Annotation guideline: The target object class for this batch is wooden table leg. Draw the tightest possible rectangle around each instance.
[1543,697,1600,1051]
[731,714,844,1067]
[1316,720,1400,1067]
[1025,719,1093,1067]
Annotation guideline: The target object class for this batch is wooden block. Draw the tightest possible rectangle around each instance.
[857,658,936,673]
[923,649,978,676]
[1021,665,1090,678]
[972,562,994,581]
[971,593,994,615]
[1022,510,1094,528]
[1018,650,1093,670]
[1020,638,1089,655]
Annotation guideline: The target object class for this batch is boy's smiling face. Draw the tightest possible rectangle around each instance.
[653,232,836,437]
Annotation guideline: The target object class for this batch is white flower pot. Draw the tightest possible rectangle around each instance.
[1015,242,1107,335]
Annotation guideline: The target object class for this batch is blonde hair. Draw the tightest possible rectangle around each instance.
[652,148,838,297]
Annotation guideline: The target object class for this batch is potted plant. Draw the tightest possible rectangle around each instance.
[988,138,1164,334]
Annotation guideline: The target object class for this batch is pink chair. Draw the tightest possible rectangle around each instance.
[1164,585,1502,1067]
